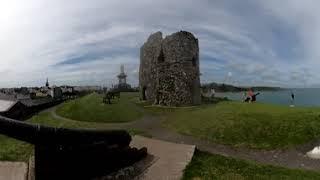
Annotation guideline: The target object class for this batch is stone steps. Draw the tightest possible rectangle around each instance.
[131,135,196,180]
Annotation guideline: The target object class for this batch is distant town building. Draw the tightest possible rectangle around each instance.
[0,82,78,119]
[73,86,101,92]
[38,78,52,97]
[50,87,63,99]
[16,94,31,100]
[0,99,27,120]
[61,86,74,93]
[36,92,49,98]
[0,92,16,101]
[18,87,29,95]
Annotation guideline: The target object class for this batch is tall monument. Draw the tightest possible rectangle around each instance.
[114,64,132,91]
[117,64,127,85]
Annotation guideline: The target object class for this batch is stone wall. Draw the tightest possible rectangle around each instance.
[139,31,201,106]
[139,32,162,102]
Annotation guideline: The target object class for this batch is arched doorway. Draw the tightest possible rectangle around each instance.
[142,87,147,100]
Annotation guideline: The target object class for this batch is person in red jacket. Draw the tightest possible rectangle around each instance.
[244,88,253,102]
[248,88,254,97]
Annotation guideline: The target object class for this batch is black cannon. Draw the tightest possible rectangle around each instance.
[0,116,147,180]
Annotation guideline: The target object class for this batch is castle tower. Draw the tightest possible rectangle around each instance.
[139,31,201,106]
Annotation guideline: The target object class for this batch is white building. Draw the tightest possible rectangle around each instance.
[50,87,62,99]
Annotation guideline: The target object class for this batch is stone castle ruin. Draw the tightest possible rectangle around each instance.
[139,31,201,106]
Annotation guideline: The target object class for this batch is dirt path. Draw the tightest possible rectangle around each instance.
[130,115,320,171]
[49,105,320,171]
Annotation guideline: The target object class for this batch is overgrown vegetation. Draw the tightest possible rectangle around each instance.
[183,150,320,180]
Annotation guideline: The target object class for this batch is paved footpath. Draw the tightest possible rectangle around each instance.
[0,161,28,180]
[131,136,195,180]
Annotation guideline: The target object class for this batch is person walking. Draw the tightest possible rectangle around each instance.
[290,91,295,107]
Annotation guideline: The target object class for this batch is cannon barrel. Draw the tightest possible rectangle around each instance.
[0,115,131,147]
[0,116,147,179]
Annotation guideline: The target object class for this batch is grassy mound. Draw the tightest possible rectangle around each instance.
[183,150,320,180]
[164,101,320,149]
[56,92,143,123]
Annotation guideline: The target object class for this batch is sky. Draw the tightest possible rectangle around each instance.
[0,0,320,88]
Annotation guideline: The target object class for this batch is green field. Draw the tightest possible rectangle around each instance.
[0,135,33,162]
[56,93,320,149]
[183,150,320,180]
[2,93,320,179]
[163,101,320,149]
[28,111,147,135]
[56,92,143,123]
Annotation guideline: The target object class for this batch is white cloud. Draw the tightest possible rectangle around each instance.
[0,0,319,88]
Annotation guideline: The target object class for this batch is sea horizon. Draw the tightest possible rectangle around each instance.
[215,88,320,107]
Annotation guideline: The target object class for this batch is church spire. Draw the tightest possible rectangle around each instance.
[46,78,49,87]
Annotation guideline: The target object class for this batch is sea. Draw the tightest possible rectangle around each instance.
[215,88,320,107]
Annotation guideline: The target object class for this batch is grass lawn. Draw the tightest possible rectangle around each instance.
[28,111,148,136]
[163,101,320,149]
[0,135,33,162]
[3,96,320,178]
[183,150,320,180]
[56,92,143,123]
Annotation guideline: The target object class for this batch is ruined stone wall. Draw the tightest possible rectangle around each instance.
[139,31,201,106]
[139,32,162,102]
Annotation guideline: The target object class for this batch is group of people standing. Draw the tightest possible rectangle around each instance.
[242,88,295,106]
